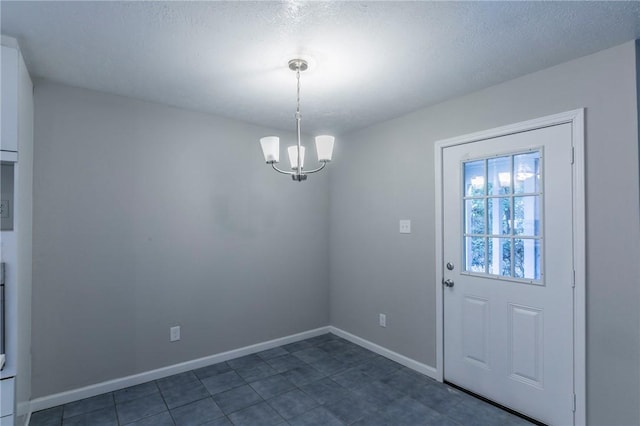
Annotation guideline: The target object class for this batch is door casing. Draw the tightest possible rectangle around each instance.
[434,109,585,425]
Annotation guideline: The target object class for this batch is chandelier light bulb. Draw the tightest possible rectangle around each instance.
[315,135,335,162]
[288,145,306,169]
[259,136,280,163]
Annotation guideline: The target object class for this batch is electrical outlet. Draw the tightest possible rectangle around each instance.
[170,326,181,342]
[399,220,411,234]
[379,313,387,328]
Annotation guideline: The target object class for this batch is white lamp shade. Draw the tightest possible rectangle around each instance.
[315,135,335,162]
[288,145,306,169]
[260,136,280,163]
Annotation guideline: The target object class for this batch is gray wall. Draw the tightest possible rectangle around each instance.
[32,82,330,398]
[330,41,640,425]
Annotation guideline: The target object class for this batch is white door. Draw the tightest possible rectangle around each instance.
[442,123,574,425]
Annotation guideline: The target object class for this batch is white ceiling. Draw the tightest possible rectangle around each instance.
[2,1,640,135]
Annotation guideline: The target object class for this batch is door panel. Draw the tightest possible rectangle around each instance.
[443,123,574,425]
[462,296,489,368]
[508,304,543,387]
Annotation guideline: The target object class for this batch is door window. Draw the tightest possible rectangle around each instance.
[463,150,543,283]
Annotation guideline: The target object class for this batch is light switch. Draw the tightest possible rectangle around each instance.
[379,313,387,327]
[170,326,181,342]
[399,219,411,234]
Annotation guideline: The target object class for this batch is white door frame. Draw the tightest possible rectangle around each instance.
[434,109,585,425]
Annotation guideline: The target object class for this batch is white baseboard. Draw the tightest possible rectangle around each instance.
[15,411,31,426]
[29,326,330,414]
[17,401,31,422]
[28,325,438,417]
[329,326,438,380]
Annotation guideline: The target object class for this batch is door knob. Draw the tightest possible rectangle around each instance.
[443,278,454,288]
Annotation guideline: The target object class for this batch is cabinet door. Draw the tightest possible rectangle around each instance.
[1,45,18,152]
[0,378,14,417]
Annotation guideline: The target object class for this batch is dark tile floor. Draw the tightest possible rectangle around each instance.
[29,333,532,426]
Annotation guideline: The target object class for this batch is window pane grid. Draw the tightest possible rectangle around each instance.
[464,192,542,199]
[464,234,542,239]
[463,150,543,283]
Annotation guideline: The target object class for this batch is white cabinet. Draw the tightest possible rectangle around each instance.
[0,379,16,420]
[1,45,19,153]
[0,36,33,426]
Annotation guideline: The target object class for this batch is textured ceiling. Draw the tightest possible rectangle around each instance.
[2,1,640,135]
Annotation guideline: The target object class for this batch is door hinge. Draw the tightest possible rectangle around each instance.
[572,269,576,288]
[0,263,4,285]
[570,146,575,164]
[572,393,576,412]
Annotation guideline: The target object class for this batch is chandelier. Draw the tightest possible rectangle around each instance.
[259,59,335,181]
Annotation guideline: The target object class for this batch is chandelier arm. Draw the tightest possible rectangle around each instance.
[299,161,327,175]
[271,163,296,175]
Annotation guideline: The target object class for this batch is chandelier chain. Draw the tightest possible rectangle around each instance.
[295,65,302,176]
[296,67,301,117]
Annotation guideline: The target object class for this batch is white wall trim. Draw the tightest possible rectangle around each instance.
[28,325,441,415]
[1,35,19,49]
[329,326,438,380]
[29,326,330,413]
[16,401,30,417]
[0,150,18,162]
[17,402,31,426]
[570,109,587,426]
[433,108,586,425]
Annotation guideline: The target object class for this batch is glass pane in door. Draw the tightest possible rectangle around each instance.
[465,237,486,273]
[463,150,543,284]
